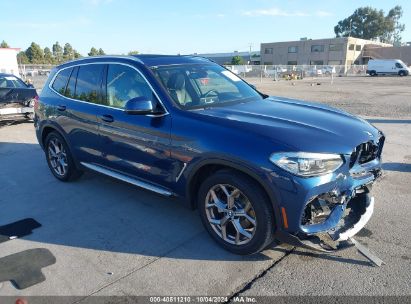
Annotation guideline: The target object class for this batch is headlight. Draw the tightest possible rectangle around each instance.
[270,152,344,177]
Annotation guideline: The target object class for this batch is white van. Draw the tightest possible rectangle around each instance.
[367,59,410,76]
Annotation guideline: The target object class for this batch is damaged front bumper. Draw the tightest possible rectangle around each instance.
[275,137,384,252]
[277,191,376,252]
[301,190,375,248]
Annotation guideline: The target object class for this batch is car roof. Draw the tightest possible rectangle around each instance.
[56,54,214,70]
[131,54,213,67]
[0,73,20,78]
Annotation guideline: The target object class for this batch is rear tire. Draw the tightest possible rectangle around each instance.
[369,70,377,76]
[45,131,83,182]
[198,170,275,255]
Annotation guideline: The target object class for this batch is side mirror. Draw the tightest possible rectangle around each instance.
[124,96,155,115]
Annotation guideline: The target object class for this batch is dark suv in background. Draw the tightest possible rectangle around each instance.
[35,55,384,255]
[0,73,37,122]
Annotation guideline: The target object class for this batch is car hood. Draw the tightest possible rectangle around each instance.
[194,97,381,154]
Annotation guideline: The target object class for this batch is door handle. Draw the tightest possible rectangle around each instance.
[100,114,114,123]
[57,105,66,111]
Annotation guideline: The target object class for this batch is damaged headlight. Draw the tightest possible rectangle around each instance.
[270,152,344,177]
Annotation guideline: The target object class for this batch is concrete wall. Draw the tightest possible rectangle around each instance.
[261,38,347,65]
[345,38,391,65]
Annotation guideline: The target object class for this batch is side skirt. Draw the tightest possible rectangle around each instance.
[80,162,174,197]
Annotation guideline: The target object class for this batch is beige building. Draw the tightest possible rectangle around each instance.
[363,45,411,65]
[260,37,391,66]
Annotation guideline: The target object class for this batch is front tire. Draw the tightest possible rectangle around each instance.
[45,131,83,182]
[198,170,275,255]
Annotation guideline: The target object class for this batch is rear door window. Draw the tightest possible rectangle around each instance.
[75,64,105,104]
[52,68,72,95]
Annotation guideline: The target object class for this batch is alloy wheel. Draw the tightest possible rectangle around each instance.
[48,138,68,177]
[205,184,257,245]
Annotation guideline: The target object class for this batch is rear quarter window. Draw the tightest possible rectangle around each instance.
[52,68,72,95]
[65,67,79,99]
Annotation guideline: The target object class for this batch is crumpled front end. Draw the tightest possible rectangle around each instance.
[0,100,35,121]
[301,185,375,242]
[277,134,384,251]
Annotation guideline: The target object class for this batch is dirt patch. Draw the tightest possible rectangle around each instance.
[250,76,411,118]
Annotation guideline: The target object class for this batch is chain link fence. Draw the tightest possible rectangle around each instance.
[223,65,369,82]
[18,64,55,91]
[19,64,370,91]
[19,64,55,77]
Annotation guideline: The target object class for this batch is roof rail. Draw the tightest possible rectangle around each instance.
[55,55,144,68]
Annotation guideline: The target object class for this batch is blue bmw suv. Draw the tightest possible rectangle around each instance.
[34,55,384,255]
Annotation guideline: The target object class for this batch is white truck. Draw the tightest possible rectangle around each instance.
[0,48,20,77]
[366,59,410,77]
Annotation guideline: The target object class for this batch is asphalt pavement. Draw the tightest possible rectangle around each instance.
[239,118,411,297]
[0,117,410,300]
[0,123,290,298]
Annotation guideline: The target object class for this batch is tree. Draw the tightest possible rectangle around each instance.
[386,6,405,46]
[1,40,9,48]
[88,47,99,56]
[128,50,139,55]
[52,42,63,63]
[44,47,54,64]
[74,50,82,59]
[98,48,105,55]
[231,55,244,65]
[17,51,30,64]
[334,6,405,44]
[63,43,75,60]
[25,42,44,64]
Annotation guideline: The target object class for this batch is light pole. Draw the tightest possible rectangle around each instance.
[349,19,353,37]
[248,43,252,64]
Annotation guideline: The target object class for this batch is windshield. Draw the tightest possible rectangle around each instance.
[153,64,263,109]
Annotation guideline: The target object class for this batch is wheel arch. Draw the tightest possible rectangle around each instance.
[40,123,80,167]
[41,125,58,147]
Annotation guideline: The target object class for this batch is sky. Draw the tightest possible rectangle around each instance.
[1,0,410,55]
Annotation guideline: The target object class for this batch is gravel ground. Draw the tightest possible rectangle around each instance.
[249,76,411,118]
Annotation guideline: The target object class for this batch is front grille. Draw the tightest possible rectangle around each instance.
[349,135,385,167]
